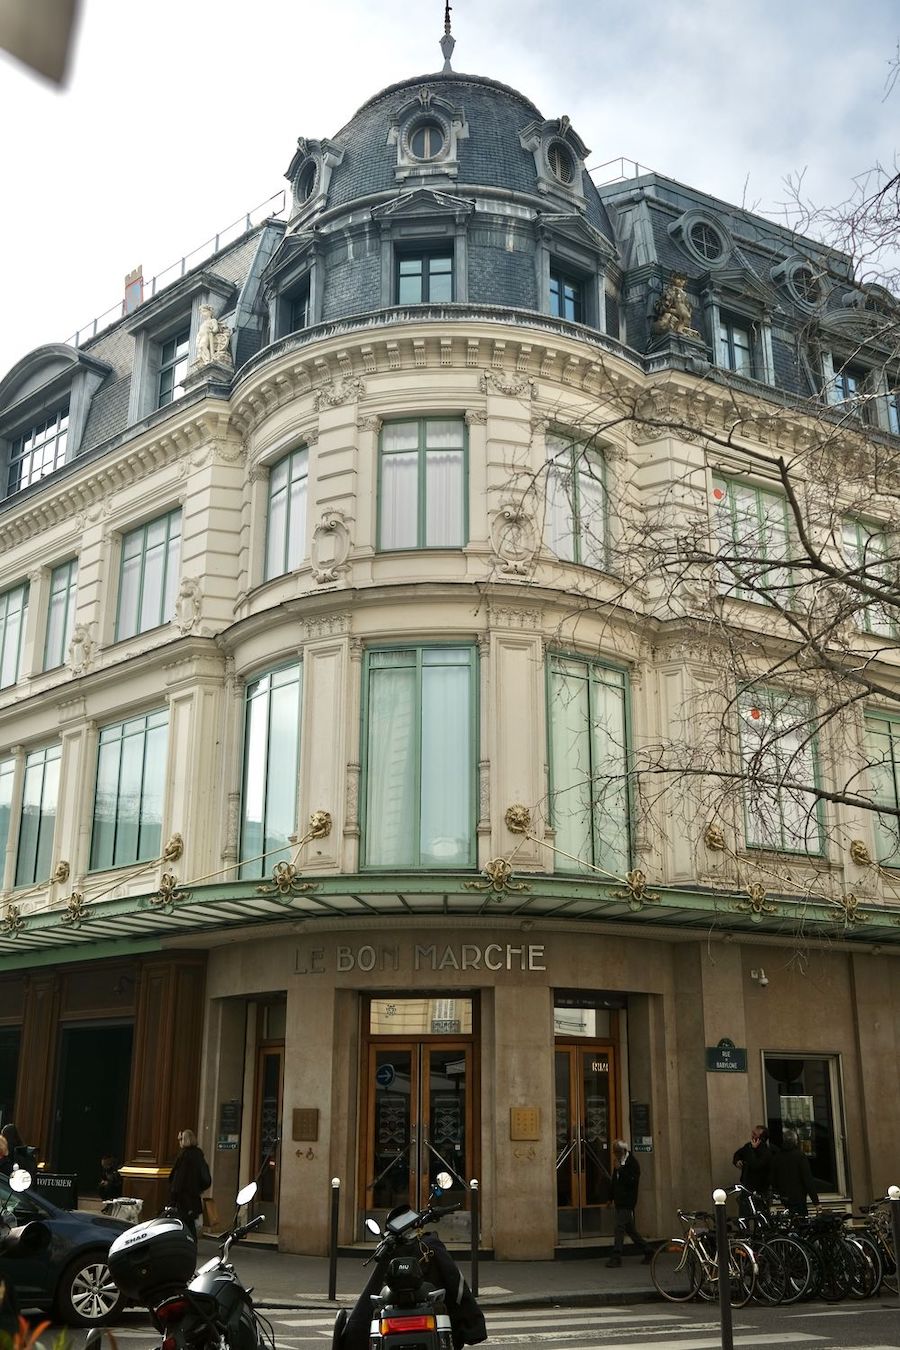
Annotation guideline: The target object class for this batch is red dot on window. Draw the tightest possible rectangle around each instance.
[750,708,761,719]
[713,487,726,500]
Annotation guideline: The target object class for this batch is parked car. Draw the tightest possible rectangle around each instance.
[0,1173,131,1325]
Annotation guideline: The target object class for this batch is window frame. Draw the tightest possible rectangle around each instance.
[239,662,303,880]
[360,643,478,872]
[43,558,78,671]
[14,743,61,888]
[718,313,755,378]
[0,582,28,690]
[711,474,791,606]
[761,1051,849,1199]
[7,402,70,496]
[89,709,169,872]
[114,508,182,643]
[394,248,454,305]
[265,445,310,580]
[841,518,895,638]
[549,266,586,324]
[543,433,608,570]
[546,651,632,877]
[156,326,191,409]
[864,711,900,866]
[377,417,468,552]
[738,686,825,857]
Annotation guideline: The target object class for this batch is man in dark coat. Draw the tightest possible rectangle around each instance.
[606,1139,653,1267]
[772,1129,819,1216]
[168,1128,211,1240]
[732,1125,777,1215]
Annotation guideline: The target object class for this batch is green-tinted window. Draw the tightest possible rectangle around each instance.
[157,328,190,408]
[15,745,60,887]
[265,447,309,579]
[379,419,466,550]
[544,435,606,568]
[363,647,475,869]
[240,664,302,878]
[548,655,630,876]
[718,316,753,376]
[550,268,584,323]
[44,559,78,670]
[116,510,181,641]
[0,584,28,689]
[712,475,790,604]
[0,758,14,873]
[865,714,900,865]
[841,519,894,637]
[397,252,453,304]
[8,403,69,495]
[738,688,823,855]
[90,710,168,870]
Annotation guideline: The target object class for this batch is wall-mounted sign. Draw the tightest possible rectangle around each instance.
[375,1064,395,1088]
[217,1099,241,1150]
[631,1102,651,1138]
[633,1137,653,1153]
[705,1037,747,1073]
[295,941,547,975]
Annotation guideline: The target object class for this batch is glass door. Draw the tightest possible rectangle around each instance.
[252,1043,284,1234]
[556,1044,617,1239]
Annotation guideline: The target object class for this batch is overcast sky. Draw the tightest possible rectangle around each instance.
[1,0,897,379]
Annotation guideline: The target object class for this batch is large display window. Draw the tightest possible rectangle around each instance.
[762,1053,848,1197]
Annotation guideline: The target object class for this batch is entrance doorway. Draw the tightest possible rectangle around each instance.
[250,1001,285,1235]
[555,1043,618,1239]
[361,997,476,1240]
[52,1023,133,1186]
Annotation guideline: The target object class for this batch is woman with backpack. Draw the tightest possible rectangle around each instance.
[169,1128,211,1240]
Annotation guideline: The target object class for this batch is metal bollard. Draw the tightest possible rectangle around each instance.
[328,1177,341,1301]
[469,1178,480,1298]
[889,1185,900,1291]
[713,1189,734,1350]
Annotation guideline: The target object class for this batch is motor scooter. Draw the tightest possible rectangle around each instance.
[335,1171,486,1350]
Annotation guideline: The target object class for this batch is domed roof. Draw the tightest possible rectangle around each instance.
[303,70,613,239]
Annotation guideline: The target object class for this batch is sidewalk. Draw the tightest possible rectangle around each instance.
[212,1239,662,1311]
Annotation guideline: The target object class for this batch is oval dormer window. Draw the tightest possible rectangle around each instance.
[790,264,821,305]
[548,141,575,185]
[296,161,317,203]
[409,120,445,160]
[688,220,724,262]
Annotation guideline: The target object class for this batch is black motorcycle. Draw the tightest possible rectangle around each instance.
[336,1171,486,1350]
[96,1180,272,1350]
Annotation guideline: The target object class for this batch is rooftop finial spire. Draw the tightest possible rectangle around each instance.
[440,1,455,72]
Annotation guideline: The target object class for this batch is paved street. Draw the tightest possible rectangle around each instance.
[37,1296,900,1350]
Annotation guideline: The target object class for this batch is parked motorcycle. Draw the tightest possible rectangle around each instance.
[96,1180,272,1350]
[336,1171,486,1350]
[0,1166,51,1333]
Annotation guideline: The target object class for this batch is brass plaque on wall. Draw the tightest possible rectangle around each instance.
[509,1106,540,1141]
[292,1108,319,1141]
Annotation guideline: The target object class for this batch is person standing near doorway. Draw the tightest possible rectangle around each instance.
[732,1125,776,1215]
[605,1139,653,1267]
[772,1129,819,1217]
[169,1129,211,1239]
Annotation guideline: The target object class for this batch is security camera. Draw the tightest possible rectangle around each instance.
[758,969,768,988]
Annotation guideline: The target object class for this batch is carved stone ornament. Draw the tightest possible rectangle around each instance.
[735,883,778,919]
[613,869,661,909]
[310,510,353,584]
[463,858,531,895]
[505,804,532,834]
[652,274,701,339]
[68,623,96,676]
[163,833,185,863]
[479,371,535,399]
[489,502,539,576]
[849,838,873,866]
[703,822,726,851]
[1,904,25,937]
[313,377,366,410]
[52,860,71,884]
[192,304,234,371]
[175,578,201,634]
[60,891,91,927]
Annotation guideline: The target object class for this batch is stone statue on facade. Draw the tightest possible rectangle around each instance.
[652,274,700,338]
[68,623,96,675]
[175,576,201,633]
[194,305,234,370]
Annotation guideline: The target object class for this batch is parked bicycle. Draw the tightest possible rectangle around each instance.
[650,1207,756,1305]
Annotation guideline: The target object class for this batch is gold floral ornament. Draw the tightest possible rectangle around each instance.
[504,804,532,834]
[149,873,190,912]
[464,858,530,896]
[163,833,184,863]
[735,882,778,919]
[613,869,660,910]
[849,839,873,867]
[257,861,318,898]
[703,822,726,851]
[0,904,25,937]
[830,892,862,928]
[60,891,91,927]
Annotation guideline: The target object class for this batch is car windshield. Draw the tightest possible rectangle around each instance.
[0,1175,48,1219]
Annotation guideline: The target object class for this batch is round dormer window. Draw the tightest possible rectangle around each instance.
[409,119,445,160]
[295,161,317,204]
[688,220,724,262]
[548,141,576,185]
[789,264,821,305]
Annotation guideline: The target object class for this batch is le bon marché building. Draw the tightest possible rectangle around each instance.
[1,28,899,1256]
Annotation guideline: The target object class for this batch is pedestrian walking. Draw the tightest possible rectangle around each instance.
[732,1124,776,1215]
[169,1128,211,1240]
[772,1129,819,1216]
[605,1139,653,1266]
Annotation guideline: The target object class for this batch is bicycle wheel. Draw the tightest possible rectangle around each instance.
[845,1236,878,1298]
[728,1240,757,1307]
[763,1236,814,1305]
[816,1237,852,1303]
[754,1241,788,1305]
[650,1239,701,1301]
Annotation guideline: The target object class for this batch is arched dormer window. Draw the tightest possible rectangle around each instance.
[519,115,590,210]
[388,87,469,184]
[0,344,110,500]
